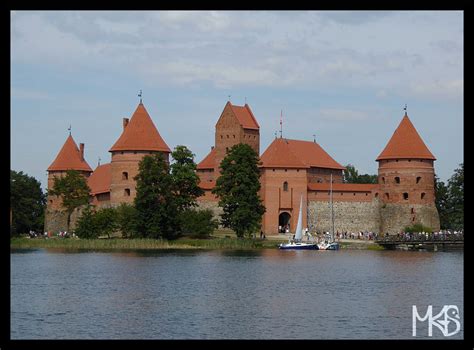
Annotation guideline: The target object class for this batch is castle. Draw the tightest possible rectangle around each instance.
[45,100,440,235]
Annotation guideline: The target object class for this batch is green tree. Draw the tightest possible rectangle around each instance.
[10,170,46,235]
[134,153,179,239]
[74,205,99,239]
[115,203,138,238]
[343,164,377,184]
[212,143,265,238]
[434,175,450,229]
[447,163,463,230]
[94,207,119,239]
[179,209,218,237]
[170,145,204,211]
[48,170,91,231]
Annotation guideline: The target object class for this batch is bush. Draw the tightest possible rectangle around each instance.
[179,209,218,238]
[404,223,433,233]
[115,203,138,238]
[74,205,99,239]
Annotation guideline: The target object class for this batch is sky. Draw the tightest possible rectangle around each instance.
[11,11,463,190]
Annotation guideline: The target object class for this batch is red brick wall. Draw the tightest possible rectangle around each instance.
[308,189,374,202]
[377,159,436,205]
[260,167,308,234]
[47,170,91,210]
[110,150,169,205]
[307,167,343,184]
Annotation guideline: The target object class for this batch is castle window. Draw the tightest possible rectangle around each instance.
[411,208,415,214]
[124,188,130,197]
[375,193,379,198]
[285,169,287,172]
[283,181,288,191]
[382,177,385,184]
[273,169,275,172]
[395,177,400,184]
[49,200,53,204]
[421,192,426,200]
[416,177,422,184]
[385,193,390,200]
[353,193,356,196]
[227,135,229,138]
[233,135,235,138]
[403,192,409,200]
[122,172,128,180]
[221,135,223,139]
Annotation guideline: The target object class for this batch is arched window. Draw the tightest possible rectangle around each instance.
[124,188,130,197]
[403,192,409,200]
[395,177,400,184]
[283,181,288,191]
[375,193,379,198]
[421,192,426,200]
[122,172,128,180]
[385,193,390,200]
[416,177,422,184]
[382,177,385,184]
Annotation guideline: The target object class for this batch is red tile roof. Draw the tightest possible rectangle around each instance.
[260,138,345,170]
[47,135,93,172]
[377,115,436,161]
[308,183,377,192]
[197,147,216,170]
[229,102,260,130]
[109,103,171,153]
[87,163,111,195]
[199,180,216,190]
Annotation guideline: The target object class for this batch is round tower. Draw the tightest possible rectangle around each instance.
[108,102,171,205]
[45,134,93,232]
[376,112,440,234]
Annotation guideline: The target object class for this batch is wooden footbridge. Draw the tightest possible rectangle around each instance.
[375,233,464,251]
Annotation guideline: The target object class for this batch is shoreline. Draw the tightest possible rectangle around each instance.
[10,237,382,251]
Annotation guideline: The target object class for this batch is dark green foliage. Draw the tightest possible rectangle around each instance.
[179,209,218,237]
[10,170,46,235]
[74,205,99,239]
[404,223,433,233]
[94,207,119,239]
[48,170,91,231]
[171,145,204,211]
[343,164,377,184]
[115,203,138,238]
[436,163,463,230]
[212,143,266,238]
[134,153,179,239]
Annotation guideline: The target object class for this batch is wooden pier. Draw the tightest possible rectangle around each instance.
[375,233,464,251]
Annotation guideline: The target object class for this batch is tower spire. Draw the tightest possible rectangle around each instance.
[138,90,143,104]
[68,124,71,135]
[279,109,283,138]
[404,104,407,116]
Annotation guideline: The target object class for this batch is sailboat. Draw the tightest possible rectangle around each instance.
[318,174,340,250]
[279,195,319,250]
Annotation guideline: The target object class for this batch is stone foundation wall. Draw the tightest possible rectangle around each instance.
[379,202,440,234]
[308,200,380,234]
[44,207,84,234]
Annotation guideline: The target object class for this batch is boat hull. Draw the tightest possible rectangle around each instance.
[279,243,319,250]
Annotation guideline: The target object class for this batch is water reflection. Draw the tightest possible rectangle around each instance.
[11,249,463,339]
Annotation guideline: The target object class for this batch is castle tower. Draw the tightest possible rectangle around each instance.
[376,112,440,233]
[214,101,260,174]
[109,102,171,205]
[45,134,93,231]
[196,101,260,184]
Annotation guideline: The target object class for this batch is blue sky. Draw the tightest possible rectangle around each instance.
[11,11,463,190]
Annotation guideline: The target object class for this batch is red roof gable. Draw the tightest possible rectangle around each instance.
[260,138,345,170]
[47,135,93,172]
[87,163,111,195]
[109,103,171,153]
[229,102,260,130]
[197,147,216,170]
[377,115,436,161]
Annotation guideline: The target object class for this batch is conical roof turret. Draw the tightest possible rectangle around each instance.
[47,134,92,172]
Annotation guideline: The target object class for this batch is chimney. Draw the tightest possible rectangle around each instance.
[123,118,129,130]
[79,143,85,161]
[211,146,214,150]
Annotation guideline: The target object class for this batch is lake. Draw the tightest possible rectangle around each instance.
[10,248,463,339]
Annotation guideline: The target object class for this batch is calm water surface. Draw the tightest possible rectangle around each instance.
[11,248,463,339]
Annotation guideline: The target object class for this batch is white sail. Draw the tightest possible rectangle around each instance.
[294,195,303,241]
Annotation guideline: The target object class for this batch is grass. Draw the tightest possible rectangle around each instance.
[10,233,383,251]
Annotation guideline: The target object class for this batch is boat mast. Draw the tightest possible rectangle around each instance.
[330,173,334,242]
